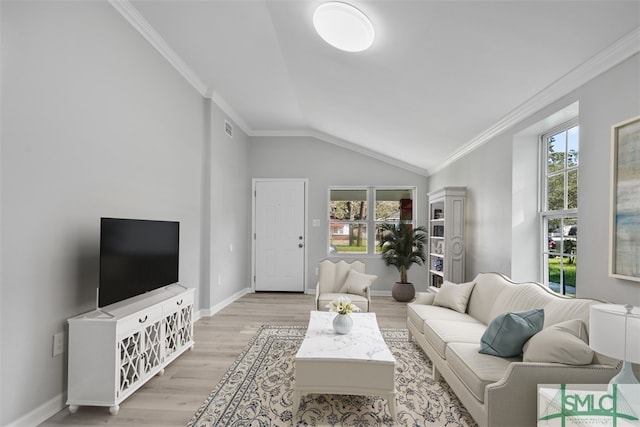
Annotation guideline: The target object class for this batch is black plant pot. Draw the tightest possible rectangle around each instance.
[392,282,415,302]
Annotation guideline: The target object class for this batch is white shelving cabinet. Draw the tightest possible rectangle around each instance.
[66,285,195,414]
[428,187,467,290]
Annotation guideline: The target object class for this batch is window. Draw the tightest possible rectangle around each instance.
[329,189,368,254]
[541,121,578,297]
[329,187,415,255]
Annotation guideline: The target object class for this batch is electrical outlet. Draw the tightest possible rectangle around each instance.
[53,332,65,357]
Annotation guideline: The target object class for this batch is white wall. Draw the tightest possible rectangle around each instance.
[575,54,640,303]
[1,2,205,424]
[429,53,640,305]
[429,134,514,278]
[248,136,429,292]
[206,101,251,310]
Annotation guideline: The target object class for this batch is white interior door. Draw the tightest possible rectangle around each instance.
[254,180,306,292]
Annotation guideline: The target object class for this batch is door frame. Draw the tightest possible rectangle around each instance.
[251,178,309,293]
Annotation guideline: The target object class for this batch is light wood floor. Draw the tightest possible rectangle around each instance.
[39,293,409,426]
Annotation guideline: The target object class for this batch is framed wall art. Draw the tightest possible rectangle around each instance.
[610,115,640,281]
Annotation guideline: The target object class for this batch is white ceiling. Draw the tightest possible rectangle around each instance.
[123,0,640,175]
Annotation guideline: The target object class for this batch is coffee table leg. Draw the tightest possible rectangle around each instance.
[292,390,301,417]
[387,391,397,420]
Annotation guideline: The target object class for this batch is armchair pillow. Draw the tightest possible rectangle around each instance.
[433,280,476,313]
[339,269,377,297]
[523,319,594,365]
[479,309,544,357]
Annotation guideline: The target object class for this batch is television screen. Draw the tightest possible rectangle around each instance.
[99,217,179,308]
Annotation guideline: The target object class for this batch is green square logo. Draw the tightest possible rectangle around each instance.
[539,384,640,426]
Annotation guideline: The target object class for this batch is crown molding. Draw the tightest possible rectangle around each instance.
[207,91,252,136]
[434,26,640,175]
[252,128,430,176]
[309,130,430,176]
[108,0,208,96]
[108,0,252,135]
[110,1,638,176]
[106,0,416,172]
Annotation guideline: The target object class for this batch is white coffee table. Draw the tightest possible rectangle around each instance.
[292,311,397,420]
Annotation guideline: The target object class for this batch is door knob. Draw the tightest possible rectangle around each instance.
[299,236,303,240]
[298,243,303,248]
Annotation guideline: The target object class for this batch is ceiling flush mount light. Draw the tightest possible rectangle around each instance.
[313,2,375,52]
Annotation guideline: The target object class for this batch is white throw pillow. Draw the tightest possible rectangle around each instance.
[433,280,475,313]
[339,269,377,297]
[523,319,594,365]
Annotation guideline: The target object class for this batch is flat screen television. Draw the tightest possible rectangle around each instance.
[99,217,179,308]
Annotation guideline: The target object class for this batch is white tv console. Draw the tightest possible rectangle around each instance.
[66,285,195,414]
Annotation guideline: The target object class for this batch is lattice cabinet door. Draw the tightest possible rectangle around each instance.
[117,331,142,398]
[164,310,180,360]
[142,319,163,374]
[177,304,193,347]
[163,292,195,363]
[116,308,164,400]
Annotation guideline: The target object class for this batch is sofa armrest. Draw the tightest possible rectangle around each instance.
[485,361,621,427]
[412,292,436,305]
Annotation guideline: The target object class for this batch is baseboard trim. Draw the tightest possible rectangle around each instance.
[370,290,393,297]
[304,288,393,297]
[198,287,253,318]
[6,392,66,427]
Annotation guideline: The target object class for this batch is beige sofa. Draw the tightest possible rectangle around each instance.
[407,272,621,427]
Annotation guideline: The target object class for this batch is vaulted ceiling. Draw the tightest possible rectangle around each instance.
[122,0,640,175]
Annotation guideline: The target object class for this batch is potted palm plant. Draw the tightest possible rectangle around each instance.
[379,223,428,302]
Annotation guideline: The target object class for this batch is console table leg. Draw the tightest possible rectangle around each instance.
[68,405,78,414]
[109,405,120,415]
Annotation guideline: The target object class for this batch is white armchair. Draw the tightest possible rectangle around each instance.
[314,259,376,312]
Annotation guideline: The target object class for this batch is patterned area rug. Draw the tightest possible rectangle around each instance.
[188,325,477,427]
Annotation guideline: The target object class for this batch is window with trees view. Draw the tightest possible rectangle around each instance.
[541,120,578,297]
[329,187,415,255]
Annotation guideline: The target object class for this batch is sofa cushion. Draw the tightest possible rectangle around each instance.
[433,280,476,313]
[487,283,553,322]
[446,342,519,403]
[407,303,480,334]
[523,319,594,365]
[424,318,487,359]
[543,298,599,332]
[339,269,376,297]
[479,309,544,357]
[466,273,512,325]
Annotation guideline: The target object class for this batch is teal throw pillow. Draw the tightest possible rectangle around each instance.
[479,309,544,357]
